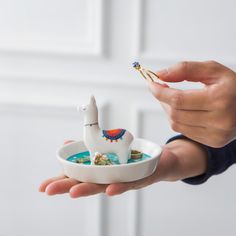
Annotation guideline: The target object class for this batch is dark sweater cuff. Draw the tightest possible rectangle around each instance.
[166,135,214,185]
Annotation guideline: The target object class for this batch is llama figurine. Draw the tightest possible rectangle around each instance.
[79,96,134,164]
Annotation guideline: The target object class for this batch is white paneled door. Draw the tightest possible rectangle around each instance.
[1,0,236,236]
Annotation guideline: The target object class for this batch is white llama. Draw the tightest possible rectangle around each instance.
[79,96,134,164]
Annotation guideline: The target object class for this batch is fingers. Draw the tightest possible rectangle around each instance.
[105,182,140,196]
[45,178,80,195]
[166,106,212,128]
[39,176,108,197]
[69,183,108,198]
[105,183,130,196]
[156,60,226,84]
[170,121,206,137]
[149,61,231,110]
[148,81,209,110]
[64,140,75,145]
[38,174,67,192]
[106,173,156,196]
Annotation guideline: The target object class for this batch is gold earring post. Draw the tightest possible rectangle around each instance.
[132,62,160,83]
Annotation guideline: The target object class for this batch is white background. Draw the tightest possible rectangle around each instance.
[0,0,236,235]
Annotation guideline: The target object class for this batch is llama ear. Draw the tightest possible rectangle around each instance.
[90,95,96,105]
[77,104,85,112]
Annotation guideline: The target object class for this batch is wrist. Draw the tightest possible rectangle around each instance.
[158,139,208,182]
[155,147,180,182]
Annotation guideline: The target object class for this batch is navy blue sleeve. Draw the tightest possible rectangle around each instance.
[166,135,236,185]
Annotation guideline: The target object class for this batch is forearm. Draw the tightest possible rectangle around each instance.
[156,139,208,182]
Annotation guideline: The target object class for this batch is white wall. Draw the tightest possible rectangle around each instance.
[1,0,236,235]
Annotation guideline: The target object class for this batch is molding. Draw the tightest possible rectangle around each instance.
[128,105,164,236]
[0,102,80,117]
[132,0,181,64]
[131,0,144,60]
[0,99,109,119]
[0,101,109,236]
[0,100,110,236]
[132,0,179,64]
[127,191,142,236]
[0,0,104,57]
[98,194,109,236]
[132,0,236,67]
[132,0,154,61]
[0,73,148,90]
[127,106,143,236]
[130,105,164,137]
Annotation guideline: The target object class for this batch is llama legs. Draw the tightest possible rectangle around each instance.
[116,149,130,164]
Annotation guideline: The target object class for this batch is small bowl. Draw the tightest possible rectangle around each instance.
[57,138,162,184]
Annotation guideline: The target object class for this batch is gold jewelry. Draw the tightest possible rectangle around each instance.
[132,62,159,82]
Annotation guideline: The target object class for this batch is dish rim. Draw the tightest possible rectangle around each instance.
[57,138,162,169]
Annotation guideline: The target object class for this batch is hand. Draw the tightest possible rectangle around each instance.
[39,139,208,198]
[148,61,236,147]
[39,141,108,198]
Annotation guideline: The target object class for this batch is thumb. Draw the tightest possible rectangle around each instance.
[156,61,225,85]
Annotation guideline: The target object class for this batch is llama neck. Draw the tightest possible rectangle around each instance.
[83,105,100,132]
[84,122,100,130]
[83,115,99,127]
[83,123,100,141]
[83,115,100,132]
[84,123,100,131]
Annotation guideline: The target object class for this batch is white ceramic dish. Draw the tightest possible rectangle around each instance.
[57,138,162,184]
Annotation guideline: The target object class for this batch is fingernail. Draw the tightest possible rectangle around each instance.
[64,140,75,145]
[45,186,54,195]
[156,68,168,77]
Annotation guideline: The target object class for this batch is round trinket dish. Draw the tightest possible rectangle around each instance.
[57,138,162,184]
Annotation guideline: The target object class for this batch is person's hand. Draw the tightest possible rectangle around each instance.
[148,61,236,147]
[39,139,208,198]
[39,141,108,198]
[38,148,177,198]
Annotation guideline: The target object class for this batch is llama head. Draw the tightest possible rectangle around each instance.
[78,95,98,123]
